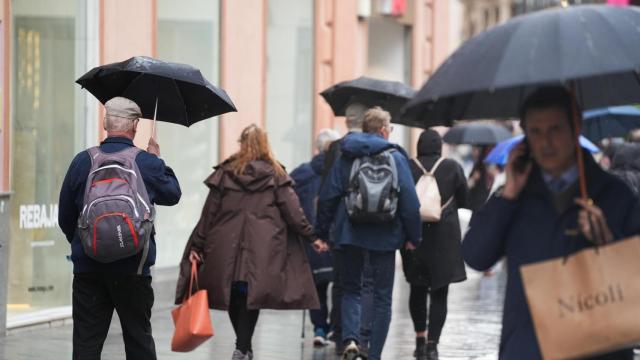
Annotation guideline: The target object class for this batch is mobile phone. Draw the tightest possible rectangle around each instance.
[513,138,531,173]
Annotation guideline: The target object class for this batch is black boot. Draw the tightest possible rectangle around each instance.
[414,337,427,360]
[426,341,438,360]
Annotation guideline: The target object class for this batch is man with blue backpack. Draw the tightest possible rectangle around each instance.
[58,97,181,360]
[315,107,421,360]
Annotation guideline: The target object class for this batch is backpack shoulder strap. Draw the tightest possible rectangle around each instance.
[85,146,103,170]
[413,158,428,175]
[429,157,446,174]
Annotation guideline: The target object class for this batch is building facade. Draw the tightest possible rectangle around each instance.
[0,0,455,333]
[460,0,611,41]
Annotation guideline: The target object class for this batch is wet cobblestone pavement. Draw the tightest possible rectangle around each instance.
[1,264,506,360]
[0,264,505,360]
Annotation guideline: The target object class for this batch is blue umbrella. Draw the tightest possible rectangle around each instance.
[484,135,600,166]
[582,105,640,142]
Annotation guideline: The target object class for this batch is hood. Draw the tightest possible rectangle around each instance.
[207,160,286,192]
[310,153,325,175]
[340,132,404,158]
[612,143,640,172]
[290,153,324,186]
[417,129,442,157]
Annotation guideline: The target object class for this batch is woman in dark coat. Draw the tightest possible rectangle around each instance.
[175,125,324,360]
[401,129,470,360]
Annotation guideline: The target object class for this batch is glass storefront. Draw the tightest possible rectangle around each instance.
[8,0,93,317]
[153,0,220,268]
[265,0,313,170]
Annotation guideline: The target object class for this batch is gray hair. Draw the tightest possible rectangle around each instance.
[104,114,137,132]
[315,129,341,153]
[345,102,368,130]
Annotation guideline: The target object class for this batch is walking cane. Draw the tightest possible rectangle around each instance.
[301,310,306,339]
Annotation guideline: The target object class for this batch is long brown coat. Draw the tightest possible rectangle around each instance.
[175,160,320,310]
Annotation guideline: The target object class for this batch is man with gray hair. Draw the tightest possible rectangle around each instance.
[321,101,368,185]
[59,96,181,360]
[290,128,340,346]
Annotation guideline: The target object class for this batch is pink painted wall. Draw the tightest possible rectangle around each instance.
[219,0,267,159]
[99,0,156,149]
[410,0,450,155]
[314,0,363,137]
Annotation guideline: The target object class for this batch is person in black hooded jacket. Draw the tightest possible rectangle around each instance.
[400,129,470,360]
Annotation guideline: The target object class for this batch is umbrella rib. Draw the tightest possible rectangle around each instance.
[170,79,190,126]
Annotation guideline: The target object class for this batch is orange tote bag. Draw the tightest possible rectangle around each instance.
[171,260,214,352]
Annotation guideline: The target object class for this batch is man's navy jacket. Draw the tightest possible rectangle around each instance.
[58,137,181,275]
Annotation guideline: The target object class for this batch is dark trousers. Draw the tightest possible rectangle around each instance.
[310,282,330,333]
[408,284,450,343]
[228,288,260,353]
[72,273,156,360]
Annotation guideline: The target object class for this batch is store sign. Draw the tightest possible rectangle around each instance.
[19,203,58,229]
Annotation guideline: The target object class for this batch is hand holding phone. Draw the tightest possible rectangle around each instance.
[503,141,533,200]
[513,141,531,174]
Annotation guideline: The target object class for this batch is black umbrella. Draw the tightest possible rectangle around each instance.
[76,56,237,127]
[403,5,640,127]
[320,76,416,120]
[403,4,640,200]
[443,123,512,146]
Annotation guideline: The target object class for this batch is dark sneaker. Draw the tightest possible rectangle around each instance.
[231,349,250,360]
[342,340,359,360]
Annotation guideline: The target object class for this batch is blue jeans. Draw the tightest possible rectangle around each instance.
[332,248,374,345]
[336,246,395,360]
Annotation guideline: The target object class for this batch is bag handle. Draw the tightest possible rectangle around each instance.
[184,259,200,302]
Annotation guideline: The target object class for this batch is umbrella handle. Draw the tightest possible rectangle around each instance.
[152,97,158,139]
[569,82,587,200]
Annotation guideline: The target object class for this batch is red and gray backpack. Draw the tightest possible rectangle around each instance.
[77,146,155,273]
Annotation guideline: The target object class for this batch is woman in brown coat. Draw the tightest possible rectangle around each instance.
[175,125,326,360]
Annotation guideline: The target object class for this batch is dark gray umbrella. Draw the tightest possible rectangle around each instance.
[582,106,640,142]
[403,4,640,202]
[403,5,640,127]
[320,76,416,120]
[76,56,237,127]
[443,123,512,146]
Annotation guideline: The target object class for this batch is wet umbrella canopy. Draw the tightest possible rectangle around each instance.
[76,56,237,127]
[443,123,512,146]
[403,5,640,127]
